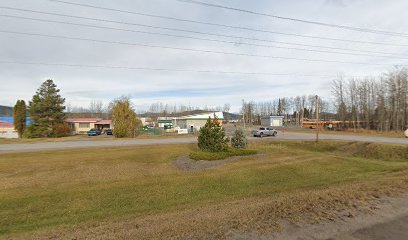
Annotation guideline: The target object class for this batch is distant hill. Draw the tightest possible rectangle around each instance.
[0,105,13,117]
[223,112,242,121]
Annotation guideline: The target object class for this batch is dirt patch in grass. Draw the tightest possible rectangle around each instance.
[174,154,262,172]
[189,148,258,161]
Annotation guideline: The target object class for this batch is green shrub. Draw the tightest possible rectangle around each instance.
[23,124,50,138]
[190,148,257,161]
[197,116,228,152]
[52,123,72,137]
[231,128,248,149]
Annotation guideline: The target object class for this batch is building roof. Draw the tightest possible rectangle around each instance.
[261,116,285,119]
[158,117,173,120]
[0,117,32,125]
[0,121,14,127]
[65,118,112,124]
[65,118,99,123]
[97,120,112,124]
[174,111,224,120]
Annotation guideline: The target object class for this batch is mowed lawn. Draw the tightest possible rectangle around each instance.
[1,141,408,238]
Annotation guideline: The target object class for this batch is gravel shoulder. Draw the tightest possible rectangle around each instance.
[268,194,408,240]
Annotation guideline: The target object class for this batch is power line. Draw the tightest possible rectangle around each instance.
[0,29,402,66]
[2,14,407,59]
[0,59,341,77]
[177,0,408,37]
[1,7,406,56]
[0,6,408,56]
[39,2,408,46]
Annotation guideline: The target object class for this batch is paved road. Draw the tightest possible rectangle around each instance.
[0,137,197,153]
[0,132,407,153]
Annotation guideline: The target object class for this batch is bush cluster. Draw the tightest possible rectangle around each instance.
[230,128,248,149]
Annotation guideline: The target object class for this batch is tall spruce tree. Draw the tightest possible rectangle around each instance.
[26,79,66,137]
[13,100,26,138]
[198,116,228,152]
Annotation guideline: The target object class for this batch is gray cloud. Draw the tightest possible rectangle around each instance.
[0,0,407,112]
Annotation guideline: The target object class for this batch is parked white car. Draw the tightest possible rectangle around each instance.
[252,127,278,137]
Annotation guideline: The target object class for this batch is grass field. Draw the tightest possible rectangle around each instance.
[189,148,258,160]
[1,141,408,239]
[289,128,405,138]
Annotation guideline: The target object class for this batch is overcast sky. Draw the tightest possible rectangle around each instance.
[1,0,408,112]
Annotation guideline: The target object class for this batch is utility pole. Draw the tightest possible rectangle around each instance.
[315,95,319,142]
[242,99,246,129]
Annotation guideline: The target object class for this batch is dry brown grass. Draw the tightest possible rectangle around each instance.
[291,128,405,138]
[1,141,408,239]
[19,170,408,240]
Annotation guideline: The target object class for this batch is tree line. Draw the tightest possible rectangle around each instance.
[241,96,330,126]
[332,68,408,131]
[240,68,408,132]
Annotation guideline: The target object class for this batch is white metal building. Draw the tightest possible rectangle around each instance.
[173,112,224,133]
[261,116,284,127]
[157,117,173,128]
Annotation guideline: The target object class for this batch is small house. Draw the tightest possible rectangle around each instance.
[65,118,112,134]
[261,116,284,127]
[0,121,18,138]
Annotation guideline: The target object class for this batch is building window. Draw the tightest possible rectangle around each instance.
[79,123,90,128]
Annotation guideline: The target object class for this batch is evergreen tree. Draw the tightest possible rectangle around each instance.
[277,98,282,116]
[26,79,66,138]
[231,128,248,149]
[198,116,228,152]
[13,100,26,138]
[110,96,142,138]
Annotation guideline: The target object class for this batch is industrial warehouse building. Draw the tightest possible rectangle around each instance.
[172,111,224,133]
[157,117,173,129]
